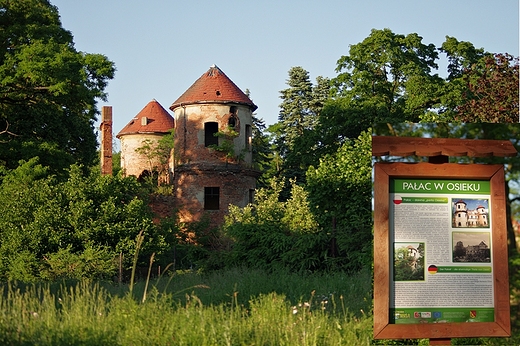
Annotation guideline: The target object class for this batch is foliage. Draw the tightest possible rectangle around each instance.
[223,178,329,272]
[251,115,275,187]
[0,268,378,345]
[277,66,314,153]
[0,159,177,281]
[209,126,241,162]
[275,67,331,187]
[41,245,117,281]
[332,29,442,124]
[306,130,373,272]
[456,53,519,122]
[134,129,174,188]
[111,151,122,176]
[0,0,115,173]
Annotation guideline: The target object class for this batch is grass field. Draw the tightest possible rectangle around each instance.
[0,267,517,345]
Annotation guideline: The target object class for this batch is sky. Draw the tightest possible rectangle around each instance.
[50,0,519,143]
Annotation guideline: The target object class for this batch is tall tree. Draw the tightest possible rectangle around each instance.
[275,66,330,186]
[306,130,373,271]
[277,66,314,154]
[332,28,442,124]
[0,0,115,173]
[251,115,274,188]
[313,28,445,158]
[422,36,487,121]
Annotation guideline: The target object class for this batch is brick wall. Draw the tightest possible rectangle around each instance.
[174,164,259,227]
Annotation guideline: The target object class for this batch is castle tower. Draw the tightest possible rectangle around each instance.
[454,200,468,227]
[117,99,174,182]
[170,65,259,225]
[476,205,488,226]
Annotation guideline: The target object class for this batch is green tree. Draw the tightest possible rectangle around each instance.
[423,36,486,121]
[223,178,327,272]
[134,129,174,188]
[275,67,330,186]
[332,28,442,125]
[0,159,176,281]
[306,130,373,271]
[251,115,274,188]
[0,0,115,173]
[278,66,314,154]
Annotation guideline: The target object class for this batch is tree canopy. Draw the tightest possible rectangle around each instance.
[0,0,115,173]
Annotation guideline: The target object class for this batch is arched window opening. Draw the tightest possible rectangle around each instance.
[228,116,237,129]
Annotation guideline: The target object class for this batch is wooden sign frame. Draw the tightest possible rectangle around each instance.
[373,162,511,340]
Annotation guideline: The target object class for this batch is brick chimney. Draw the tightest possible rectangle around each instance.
[100,106,113,175]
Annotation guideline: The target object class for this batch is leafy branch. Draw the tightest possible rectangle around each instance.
[209,126,242,162]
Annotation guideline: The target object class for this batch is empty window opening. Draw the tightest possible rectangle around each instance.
[205,122,219,147]
[138,170,151,183]
[216,90,221,96]
[138,170,158,186]
[230,106,237,114]
[228,116,237,128]
[204,187,220,210]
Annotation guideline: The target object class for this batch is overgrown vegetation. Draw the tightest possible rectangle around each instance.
[0,158,177,281]
[0,268,374,345]
[134,129,175,192]
[0,267,518,345]
[209,126,242,162]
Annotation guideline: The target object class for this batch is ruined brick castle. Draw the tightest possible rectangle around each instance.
[100,65,259,227]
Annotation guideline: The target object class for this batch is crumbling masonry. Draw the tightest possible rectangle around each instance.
[109,65,259,227]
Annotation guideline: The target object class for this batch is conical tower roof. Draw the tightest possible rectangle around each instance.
[117,99,174,138]
[170,64,257,111]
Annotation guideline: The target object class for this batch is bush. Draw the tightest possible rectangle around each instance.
[0,158,177,281]
[223,178,328,272]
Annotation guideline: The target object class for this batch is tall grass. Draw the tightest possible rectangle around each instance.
[0,267,517,345]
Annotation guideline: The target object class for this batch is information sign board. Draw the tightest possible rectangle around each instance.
[373,163,510,340]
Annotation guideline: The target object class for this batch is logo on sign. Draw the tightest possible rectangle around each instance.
[414,312,421,318]
[421,312,432,318]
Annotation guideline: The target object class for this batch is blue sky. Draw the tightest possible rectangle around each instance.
[51,0,519,140]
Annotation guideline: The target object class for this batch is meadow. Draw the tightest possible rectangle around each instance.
[0,267,518,345]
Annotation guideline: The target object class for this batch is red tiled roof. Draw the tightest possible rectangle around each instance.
[117,99,174,138]
[170,65,257,111]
